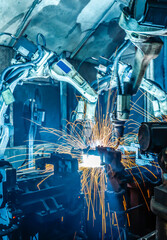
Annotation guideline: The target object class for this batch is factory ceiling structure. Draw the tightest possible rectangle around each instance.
[0,0,167,240]
[0,0,130,59]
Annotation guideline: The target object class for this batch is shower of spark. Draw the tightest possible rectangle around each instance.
[31,115,159,240]
[81,167,107,239]
[5,89,163,240]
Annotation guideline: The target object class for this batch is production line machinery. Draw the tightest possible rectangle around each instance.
[0,0,167,239]
[138,122,167,240]
[0,144,162,240]
[0,52,164,238]
[0,0,167,162]
[0,154,83,240]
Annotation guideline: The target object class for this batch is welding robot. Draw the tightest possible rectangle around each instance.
[90,0,167,239]
[113,0,167,239]
[0,0,167,239]
[0,34,98,239]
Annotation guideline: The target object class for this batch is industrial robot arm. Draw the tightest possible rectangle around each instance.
[96,61,167,118]
[50,58,97,121]
[113,0,167,122]
[93,0,167,141]
[140,78,167,117]
[93,56,167,143]
[0,34,98,159]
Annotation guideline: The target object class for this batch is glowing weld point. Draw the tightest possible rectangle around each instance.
[89,140,101,149]
[80,154,101,168]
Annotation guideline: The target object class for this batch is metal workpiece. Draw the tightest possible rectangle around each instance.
[81,146,123,172]
[97,146,123,173]
[117,94,131,120]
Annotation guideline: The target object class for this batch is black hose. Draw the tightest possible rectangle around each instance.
[0,32,18,40]
[32,33,46,65]
[91,75,111,88]
[113,40,131,94]
[36,33,46,47]
[5,65,33,81]
[33,44,44,65]
[0,62,35,84]
[77,57,93,72]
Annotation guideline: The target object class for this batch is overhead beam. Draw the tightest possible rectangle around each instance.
[9,0,42,46]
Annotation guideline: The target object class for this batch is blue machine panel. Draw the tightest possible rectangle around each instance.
[57,60,71,74]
